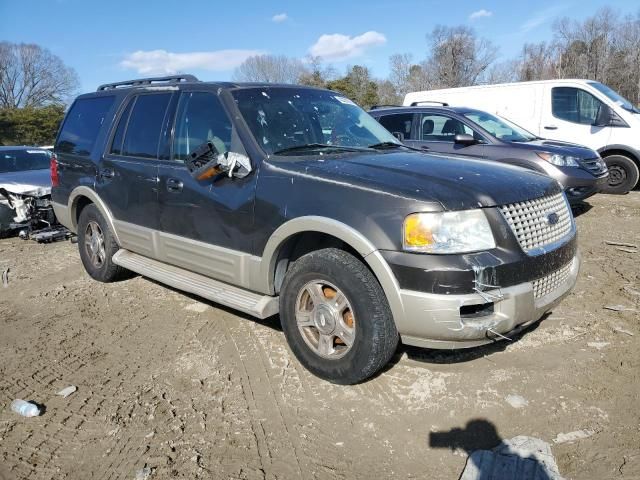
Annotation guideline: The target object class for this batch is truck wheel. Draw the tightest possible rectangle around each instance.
[279,248,398,384]
[77,204,128,282]
[602,155,639,194]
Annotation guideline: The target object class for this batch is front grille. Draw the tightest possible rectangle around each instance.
[581,157,607,175]
[532,262,573,299]
[499,192,573,254]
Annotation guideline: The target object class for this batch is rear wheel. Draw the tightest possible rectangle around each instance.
[77,204,129,282]
[279,248,398,384]
[602,154,639,194]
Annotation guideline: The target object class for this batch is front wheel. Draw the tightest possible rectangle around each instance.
[602,155,639,194]
[279,248,398,384]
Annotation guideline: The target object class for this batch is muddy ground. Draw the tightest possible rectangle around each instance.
[0,192,638,480]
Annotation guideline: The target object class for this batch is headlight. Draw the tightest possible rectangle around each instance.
[403,210,496,254]
[536,152,580,167]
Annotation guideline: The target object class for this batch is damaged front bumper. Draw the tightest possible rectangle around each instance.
[382,237,580,349]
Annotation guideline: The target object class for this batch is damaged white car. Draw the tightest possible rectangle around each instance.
[0,147,67,241]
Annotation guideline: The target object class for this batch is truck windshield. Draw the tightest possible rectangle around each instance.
[231,87,401,155]
[463,111,537,142]
[588,82,640,114]
[0,149,51,174]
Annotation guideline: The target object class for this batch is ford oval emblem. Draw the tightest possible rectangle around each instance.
[547,212,560,225]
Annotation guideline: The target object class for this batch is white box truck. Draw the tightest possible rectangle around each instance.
[404,80,640,193]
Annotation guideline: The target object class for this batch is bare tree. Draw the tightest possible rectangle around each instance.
[298,56,337,88]
[483,60,520,84]
[517,42,560,81]
[232,54,307,84]
[0,42,79,108]
[389,53,430,97]
[553,8,618,82]
[424,26,498,88]
[375,79,400,105]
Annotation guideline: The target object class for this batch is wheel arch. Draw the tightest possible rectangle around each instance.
[259,216,405,327]
[68,186,121,245]
[598,145,640,165]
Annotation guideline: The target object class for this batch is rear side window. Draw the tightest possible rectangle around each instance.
[377,114,414,140]
[121,93,172,159]
[552,87,602,125]
[56,96,115,156]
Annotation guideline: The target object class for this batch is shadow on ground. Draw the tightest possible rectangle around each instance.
[430,419,556,480]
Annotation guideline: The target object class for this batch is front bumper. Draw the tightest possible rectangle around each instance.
[396,254,580,349]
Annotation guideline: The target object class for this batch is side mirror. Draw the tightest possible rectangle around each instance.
[594,104,612,127]
[186,142,252,181]
[454,133,476,146]
[392,131,405,141]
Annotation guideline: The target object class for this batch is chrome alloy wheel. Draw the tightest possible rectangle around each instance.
[84,220,106,268]
[295,280,356,359]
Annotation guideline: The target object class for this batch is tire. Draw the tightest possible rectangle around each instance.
[602,155,639,194]
[77,204,129,282]
[279,248,398,384]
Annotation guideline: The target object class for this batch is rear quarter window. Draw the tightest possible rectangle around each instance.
[56,96,115,156]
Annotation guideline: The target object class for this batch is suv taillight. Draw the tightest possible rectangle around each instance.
[50,153,59,187]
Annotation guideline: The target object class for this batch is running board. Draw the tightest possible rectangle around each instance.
[112,249,279,319]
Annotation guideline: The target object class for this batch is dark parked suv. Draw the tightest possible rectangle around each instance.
[369,105,609,203]
[52,75,580,384]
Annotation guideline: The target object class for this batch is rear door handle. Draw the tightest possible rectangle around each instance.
[166,178,183,193]
[544,125,558,130]
[100,168,115,179]
[420,145,430,151]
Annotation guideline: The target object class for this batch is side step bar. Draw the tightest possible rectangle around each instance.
[112,249,279,319]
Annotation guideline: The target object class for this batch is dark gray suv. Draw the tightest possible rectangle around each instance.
[369,105,609,203]
[52,76,580,384]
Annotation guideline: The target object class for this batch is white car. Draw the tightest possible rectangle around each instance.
[405,79,640,194]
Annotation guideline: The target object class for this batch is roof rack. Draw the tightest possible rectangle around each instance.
[370,104,401,110]
[97,74,199,91]
[410,101,449,107]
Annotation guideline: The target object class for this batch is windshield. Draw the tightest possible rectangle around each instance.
[0,149,51,174]
[588,82,640,114]
[463,111,537,142]
[231,87,401,155]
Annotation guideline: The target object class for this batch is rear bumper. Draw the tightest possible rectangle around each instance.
[397,254,580,349]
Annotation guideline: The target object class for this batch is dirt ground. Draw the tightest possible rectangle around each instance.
[0,192,638,480]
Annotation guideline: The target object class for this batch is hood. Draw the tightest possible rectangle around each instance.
[511,139,599,158]
[0,169,52,197]
[273,151,561,211]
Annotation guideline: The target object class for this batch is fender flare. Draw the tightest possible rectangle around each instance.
[258,216,405,327]
[67,186,121,245]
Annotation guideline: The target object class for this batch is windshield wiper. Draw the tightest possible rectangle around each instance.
[273,143,369,155]
[368,141,421,152]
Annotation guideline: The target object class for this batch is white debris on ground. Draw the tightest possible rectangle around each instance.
[56,385,77,398]
[460,436,564,480]
[135,466,152,480]
[553,430,595,444]
[505,394,529,409]
[184,302,209,313]
[587,342,610,350]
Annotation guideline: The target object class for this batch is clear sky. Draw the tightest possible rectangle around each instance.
[2,0,638,93]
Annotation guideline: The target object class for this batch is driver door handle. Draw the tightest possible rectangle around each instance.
[544,125,558,130]
[166,178,183,193]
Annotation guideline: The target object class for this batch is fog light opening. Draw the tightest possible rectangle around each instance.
[460,302,494,318]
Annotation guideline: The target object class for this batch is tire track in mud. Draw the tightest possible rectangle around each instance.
[219,311,306,479]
